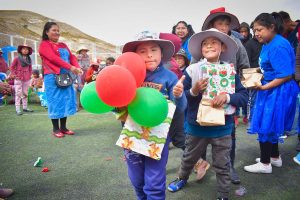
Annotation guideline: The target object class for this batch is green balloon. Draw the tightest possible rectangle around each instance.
[128,87,168,127]
[80,82,113,114]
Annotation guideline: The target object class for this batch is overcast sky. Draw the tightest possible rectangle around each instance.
[2,0,299,45]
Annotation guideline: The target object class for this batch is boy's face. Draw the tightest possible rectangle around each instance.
[201,37,224,62]
[239,27,249,38]
[212,19,230,34]
[174,55,186,68]
[136,41,162,71]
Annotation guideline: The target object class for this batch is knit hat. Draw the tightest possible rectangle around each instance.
[188,28,238,61]
[202,7,240,31]
[122,31,175,62]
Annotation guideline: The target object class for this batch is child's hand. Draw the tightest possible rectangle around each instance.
[212,94,228,108]
[192,78,208,95]
[173,75,185,98]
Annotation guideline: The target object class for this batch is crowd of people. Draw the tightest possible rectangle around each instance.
[0,7,299,200]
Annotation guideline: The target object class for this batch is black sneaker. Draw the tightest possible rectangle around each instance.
[23,108,34,112]
[230,166,241,184]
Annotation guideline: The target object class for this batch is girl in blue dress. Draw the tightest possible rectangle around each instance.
[244,13,298,173]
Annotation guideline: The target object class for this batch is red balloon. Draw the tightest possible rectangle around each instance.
[114,52,146,87]
[96,65,136,107]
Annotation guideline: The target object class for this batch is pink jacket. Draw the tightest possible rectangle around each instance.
[10,57,32,81]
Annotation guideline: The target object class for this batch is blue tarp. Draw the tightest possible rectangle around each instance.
[1,45,17,63]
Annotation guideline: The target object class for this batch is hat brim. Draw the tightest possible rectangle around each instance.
[77,49,89,54]
[188,30,238,62]
[202,12,240,31]
[122,39,175,62]
[18,45,33,55]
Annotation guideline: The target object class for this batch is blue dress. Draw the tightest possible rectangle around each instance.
[44,48,76,119]
[248,34,299,143]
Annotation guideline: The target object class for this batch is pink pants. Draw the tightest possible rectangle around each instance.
[14,79,30,109]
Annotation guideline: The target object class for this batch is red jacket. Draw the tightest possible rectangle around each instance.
[39,40,80,75]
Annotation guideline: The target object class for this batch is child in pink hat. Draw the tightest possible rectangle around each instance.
[10,44,34,115]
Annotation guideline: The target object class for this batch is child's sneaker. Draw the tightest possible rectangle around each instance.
[255,156,282,167]
[167,178,187,192]
[244,162,272,173]
[293,152,300,165]
[16,110,23,116]
[217,198,229,200]
[194,159,210,180]
[23,108,34,112]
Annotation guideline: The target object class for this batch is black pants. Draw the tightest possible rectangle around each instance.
[260,142,279,164]
[169,108,186,150]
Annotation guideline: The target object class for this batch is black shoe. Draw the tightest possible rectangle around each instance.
[23,108,34,112]
[230,166,241,184]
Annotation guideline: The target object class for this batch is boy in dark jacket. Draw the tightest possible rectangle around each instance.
[168,28,248,200]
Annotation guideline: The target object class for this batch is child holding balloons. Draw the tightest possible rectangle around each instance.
[121,30,187,200]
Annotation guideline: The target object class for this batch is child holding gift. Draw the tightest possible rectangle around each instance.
[121,30,186,200]
[168,28,248,200]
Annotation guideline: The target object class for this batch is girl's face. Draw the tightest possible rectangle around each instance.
[136,41,162,71]
[46,25,60,42]
[21,47,29,55]
[253,22,275,43]
[174,55,186,68]
[33,73,39,78]
[212,19,230,34]
[201,37,224,63]
[175,23,188,39]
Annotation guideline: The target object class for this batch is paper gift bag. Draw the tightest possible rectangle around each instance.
[116,102,176,160]
[241,68,263,88]
[197,98,225,126]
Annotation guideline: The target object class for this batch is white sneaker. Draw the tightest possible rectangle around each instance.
[255,157,282,167]
[244,162,272,173]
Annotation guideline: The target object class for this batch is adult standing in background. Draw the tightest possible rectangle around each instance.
[172,21,195,61]
[77,46,90,84]
[0,48,8,73]
[39,22,82,138]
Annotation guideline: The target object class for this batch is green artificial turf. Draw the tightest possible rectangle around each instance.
[0,104,299,199]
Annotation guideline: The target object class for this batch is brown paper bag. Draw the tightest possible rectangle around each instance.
[241,68,263,88]
[197,98,225,126]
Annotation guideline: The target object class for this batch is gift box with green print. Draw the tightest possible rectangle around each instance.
[201,63,236,115]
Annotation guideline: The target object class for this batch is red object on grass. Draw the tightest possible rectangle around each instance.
[42,167,49,172]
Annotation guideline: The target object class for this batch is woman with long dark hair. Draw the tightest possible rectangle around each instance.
[244,12,298,173]
[39,22,82,138]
